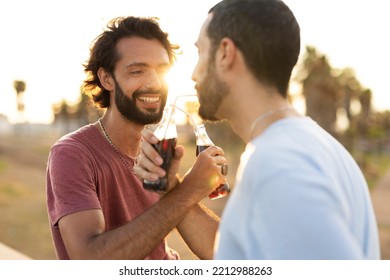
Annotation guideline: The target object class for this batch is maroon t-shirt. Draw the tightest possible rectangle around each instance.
[46,124,178,260]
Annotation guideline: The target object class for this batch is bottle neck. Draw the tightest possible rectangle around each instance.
[195,124,214,146]
[153,110,177,140]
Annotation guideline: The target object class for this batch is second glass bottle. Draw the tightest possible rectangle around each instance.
[194,123,230,200]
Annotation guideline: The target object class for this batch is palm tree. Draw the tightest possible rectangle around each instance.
[13,80,26,113]
[298,46,340,136]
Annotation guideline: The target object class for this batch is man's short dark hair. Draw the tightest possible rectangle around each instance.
[208,0,300,97]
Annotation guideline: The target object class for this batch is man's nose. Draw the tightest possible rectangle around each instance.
[145,70,163,91]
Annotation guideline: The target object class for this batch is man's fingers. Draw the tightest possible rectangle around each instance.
[141,128,159,144]
[173,145,184,161]
[198,145,225,157]
[133,166,159,182]
[139,153,165,176]
[198,146,228,167]
[140,137,163,166]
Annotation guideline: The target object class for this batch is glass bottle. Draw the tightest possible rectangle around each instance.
[143,105,177,192]
[194,124,230,200]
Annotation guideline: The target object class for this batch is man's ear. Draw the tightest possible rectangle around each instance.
[215,37,237,70]
[97,67,114,91]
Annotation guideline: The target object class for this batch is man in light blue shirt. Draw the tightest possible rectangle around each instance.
[215,117,380,259]
[136,0,380,259]
[192,0,380,259]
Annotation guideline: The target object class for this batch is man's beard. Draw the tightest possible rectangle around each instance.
[113,79,168,125]
[197,58,229,122]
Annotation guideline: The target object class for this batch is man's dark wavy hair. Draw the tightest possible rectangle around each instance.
[83,16,179,108]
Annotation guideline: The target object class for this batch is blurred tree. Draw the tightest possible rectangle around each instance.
[53,100,70,121]
[336,67,363,122]
[356,89,372,137]
[52,85,100,133]
[74,85,101,125]
[297,46,340,136]
[13,80,26,113]
[296,46,374,142]
[52,99,72,133]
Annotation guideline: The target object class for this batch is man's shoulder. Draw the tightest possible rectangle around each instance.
[51,124,98,153]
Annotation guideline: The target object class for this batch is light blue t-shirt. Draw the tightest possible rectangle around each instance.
[214,117,380,259]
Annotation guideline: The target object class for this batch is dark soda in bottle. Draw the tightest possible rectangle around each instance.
[143,105,177,192]
[194,124,230,200]
[143,138,177,192]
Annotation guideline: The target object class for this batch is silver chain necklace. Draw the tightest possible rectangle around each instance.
[98,118,139,174]
[249,107,293,141]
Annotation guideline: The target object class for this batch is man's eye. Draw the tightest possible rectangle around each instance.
[131,70,143,75]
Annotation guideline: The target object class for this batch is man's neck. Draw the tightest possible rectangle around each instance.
[223,84,297,143]
[97,110,143,158]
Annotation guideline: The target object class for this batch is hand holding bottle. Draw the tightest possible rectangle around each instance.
[135,102,230,200]
[194,124,230,199]
[135,128,228,199]
[142,105,178,192]
[137,128,184,192]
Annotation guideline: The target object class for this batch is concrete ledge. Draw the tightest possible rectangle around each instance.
[0,243,32,260]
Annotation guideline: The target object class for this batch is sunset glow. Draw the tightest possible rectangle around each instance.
[0,0,389,124]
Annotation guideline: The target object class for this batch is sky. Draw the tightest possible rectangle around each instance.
[0,0,389,124]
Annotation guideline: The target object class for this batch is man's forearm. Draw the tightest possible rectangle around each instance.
[82,180,209,259]
[176,202,220,260]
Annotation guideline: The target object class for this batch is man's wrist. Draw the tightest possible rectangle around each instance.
[158,174,182,198]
